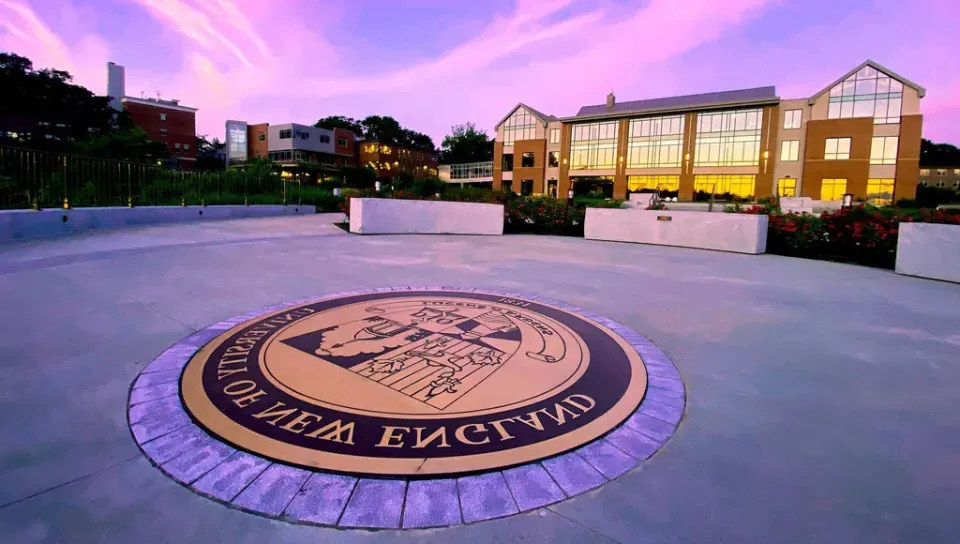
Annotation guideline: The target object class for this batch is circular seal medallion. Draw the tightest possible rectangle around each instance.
[181,290,648,476]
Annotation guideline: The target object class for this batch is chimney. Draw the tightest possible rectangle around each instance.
[107,62,126,112]
[606,90,615,108]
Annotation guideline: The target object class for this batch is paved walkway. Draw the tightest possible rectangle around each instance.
[1,214,958,543]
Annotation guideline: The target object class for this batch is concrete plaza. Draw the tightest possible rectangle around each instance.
[1,214,958,543]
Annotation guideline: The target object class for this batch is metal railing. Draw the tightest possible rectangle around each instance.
[0,145,288,210]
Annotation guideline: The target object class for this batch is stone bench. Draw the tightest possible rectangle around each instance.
[585,208,768,254]
[349,198,504,235]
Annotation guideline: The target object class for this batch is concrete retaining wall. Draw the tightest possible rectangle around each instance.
[585,208,768,254]
[349,198,503,235]
[0,205,315,242]
[895,223,960,283]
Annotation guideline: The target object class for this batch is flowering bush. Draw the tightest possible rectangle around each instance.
[727,201,960,269]
[504,196,584,236]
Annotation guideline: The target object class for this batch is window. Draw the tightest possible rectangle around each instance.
[778,178,797,197]
[160,128,168,136]
[920,169,929,176]
[828,65,903,124]
[954,169,960,175]
[954,181,960,189]
[780,140,800,162]
[694,108,762,166]
[549,128,560,144]
[547,179,558,197]
[279,129,292,139]
[937,180,945,187]
[627,175,679,192]
[870,136,898,165]
[627,115,684,168]
[502,107,538,145]
[824,137,851,160]
[502,153,514,172]
[337,137,347,147]
[820,178,847,200]
[229,125,246,154]
[184,144,190,151]
[521,179,534,196]
[502,180,514,193]
[159,113,167,121]
[258,132,265,142]
[319,135,330,143]
[548,151,559,167]
[936,169,947,176]
[570,121,619,170]
[693,175,757,198]
[520,152,535,168]
[866,179,895,205]
[174,143,181,149]
[784,110,802,130]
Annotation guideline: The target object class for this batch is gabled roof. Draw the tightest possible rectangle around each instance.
[565,87,779,121]
[808,59,926,105]
[494,103,556,130]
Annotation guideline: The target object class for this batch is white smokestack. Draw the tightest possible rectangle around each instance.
[107,62,126,111]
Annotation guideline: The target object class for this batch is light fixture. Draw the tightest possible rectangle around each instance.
[375,181,382,192]
[763,151,770,159]
[684,153,690,160]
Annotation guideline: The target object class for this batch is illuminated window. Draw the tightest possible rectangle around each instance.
[159,113,167,121]
[778,178,797,197]
[627,175,679,192]
[502,107,538,145]
[937,180,945,187]
[381,145,392,154]
[920,169,930,175]
[866,178,895,205]
[870,137,898,165]
[954,169,960,175]
[936,169,947,175]
[548,151,559,167]
[521,152,535,167]
[279,129,292,139]
[549,128,560,144]
[780,140,800,162]
[174,143,181,149]
[824,137,851,160]
[694,109,762,166]
[570,121,619,170]
[784,110,802,129]
[693,175,756,198]
[828,65,903,124]
[627,115,684,168]
[821,178,847,200]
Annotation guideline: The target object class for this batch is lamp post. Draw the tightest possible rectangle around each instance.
[375,181,382,193]
[567,189,574,206]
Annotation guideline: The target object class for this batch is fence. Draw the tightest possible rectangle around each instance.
[0,146,302,210]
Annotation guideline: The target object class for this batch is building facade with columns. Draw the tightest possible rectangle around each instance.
[492,60,924,204]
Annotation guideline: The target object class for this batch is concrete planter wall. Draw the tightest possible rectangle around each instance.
[895,223,960,283]
[585,208,768,254]
[0,205,314,243]
[349,198,504,235]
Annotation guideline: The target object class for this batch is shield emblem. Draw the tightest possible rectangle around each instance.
[282,302,524,410]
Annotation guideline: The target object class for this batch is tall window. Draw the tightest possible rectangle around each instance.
[549,128,560,144]
[780,140,800,162]
[502,107,538,145]
[693,175,756,198]
[337,137,347,147]
[694,108,762,166]
[627,115,684,168]
[502,153,513,172]
[521,180,534,196]
[821,178,847,200]
[828,65,903,124]
[521,152,535,167]
[784,110,802,129]
[824,137,851,160]
[627,175,679,192]
[866,179,894,205]
[570,121,619,170]
[502,180,513,193]
[778,178,797,197]
[229,125,246,154]
[548,151,559,167]
[870,137,898,165]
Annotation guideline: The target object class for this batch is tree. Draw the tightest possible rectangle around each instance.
[920,139,960,167]
[439,123,493,164]
[360,115,404,144]
[77,126,169,162]
[314,116,365,137]
[195,135,226,170]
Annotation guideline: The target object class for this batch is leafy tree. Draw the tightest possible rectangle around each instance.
[920,139,960,167]
[360,115,404,144]
[195,135,226,170]
[439,122,493,164]
[0,52,116,152]
[77,126,169,162]
[339,165,378,188]
[393,171,415,190]
[314,116,365,137]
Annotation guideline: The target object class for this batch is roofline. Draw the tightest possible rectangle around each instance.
[560,96,781,122]
[494,103,551,130]
[808,59,927,105]
[121,96,198,113]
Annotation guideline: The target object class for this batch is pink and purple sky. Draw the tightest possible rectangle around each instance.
[2,0,958,145]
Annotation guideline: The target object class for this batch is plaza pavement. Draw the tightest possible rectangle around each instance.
[0,214,958,543]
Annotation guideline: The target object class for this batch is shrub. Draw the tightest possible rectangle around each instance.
[504,196,584,236]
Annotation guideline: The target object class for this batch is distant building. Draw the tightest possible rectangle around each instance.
[108,62,198,168]
[493,59,925,205]
[918,167,960,190]
[225,121,356,173]
[358,140,438,181]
